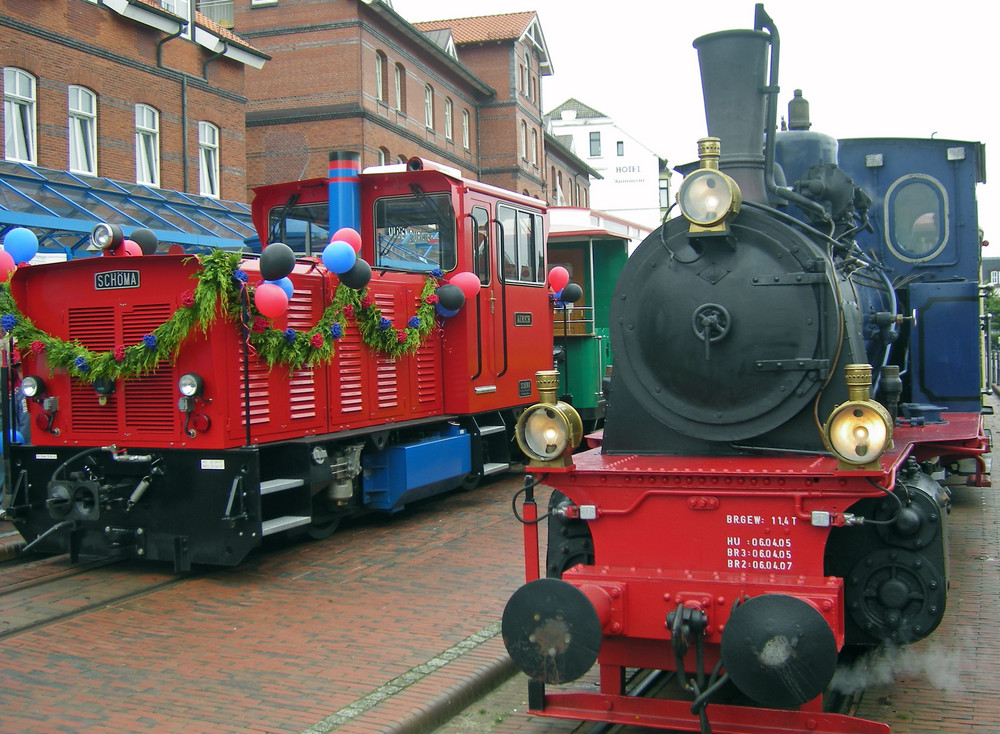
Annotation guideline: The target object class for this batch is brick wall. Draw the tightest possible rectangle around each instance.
[1,1,250,200]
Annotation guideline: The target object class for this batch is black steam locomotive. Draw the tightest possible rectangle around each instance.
[502,6,989,734]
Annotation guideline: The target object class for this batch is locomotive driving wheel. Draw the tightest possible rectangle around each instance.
[845,548,946,644]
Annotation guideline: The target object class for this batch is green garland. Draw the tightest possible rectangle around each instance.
[0,251,443,382]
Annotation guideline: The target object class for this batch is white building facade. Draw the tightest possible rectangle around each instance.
[547,98,666,231]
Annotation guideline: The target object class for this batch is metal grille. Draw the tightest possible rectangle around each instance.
[337,331,363,415]
[373,293,399,409]
[68,307,116,351]
[415,341,439,406]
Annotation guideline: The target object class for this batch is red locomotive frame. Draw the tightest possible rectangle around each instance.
[511,416,988,734]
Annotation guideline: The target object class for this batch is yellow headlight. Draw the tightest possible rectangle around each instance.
[826,402,892,465]
[822,364,893,469]
[515,371,583,468]
[678,169,740,227]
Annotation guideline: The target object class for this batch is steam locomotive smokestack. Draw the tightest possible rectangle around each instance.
[692,28,771,203]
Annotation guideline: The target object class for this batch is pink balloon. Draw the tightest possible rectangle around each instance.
[254,282,288,318]
[0,250,15,282]
[450,271,481,299]
[122,240,143,256]
[548,266,569,292]
[332,227,362,254]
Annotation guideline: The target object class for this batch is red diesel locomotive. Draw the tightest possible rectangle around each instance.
[1,153,555,570]
[502,7,990,734]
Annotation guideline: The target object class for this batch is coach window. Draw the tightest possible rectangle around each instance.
[472,206,490,284]
[885,174,948,262]
[498,204,544,284]
[374,193,456,273]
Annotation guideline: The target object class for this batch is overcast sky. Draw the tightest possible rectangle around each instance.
[392,0,998,245]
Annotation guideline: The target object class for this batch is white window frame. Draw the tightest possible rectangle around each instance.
[424,84,434,130]
[68,85,98,176]
[524,50,532,101]
[530,128,537,166]
[375,51,385,103]
[519,120,527,160]
[198,121,220,198]
[462,109,470,150]
[3,68,36,165]
[444,98,453,140]
[394,64,404,112]
[135,104,161,187]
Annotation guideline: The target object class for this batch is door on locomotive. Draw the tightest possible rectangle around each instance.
[839,138,987,413]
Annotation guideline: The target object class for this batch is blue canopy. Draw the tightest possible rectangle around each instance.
[0,160,256,258]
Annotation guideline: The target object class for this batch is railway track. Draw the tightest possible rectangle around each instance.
[0,555,201,642]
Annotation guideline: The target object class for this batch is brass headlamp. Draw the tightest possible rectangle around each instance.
[822,364,893,470]
[515,370,583,469]
[677,138,742,235]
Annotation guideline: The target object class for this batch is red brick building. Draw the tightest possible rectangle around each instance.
[1,0,267,202]
[233,0,592,205]
[2,0,592,213]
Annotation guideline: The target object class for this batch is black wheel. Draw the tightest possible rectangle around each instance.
[305,514,340,540]
[460,470,482,491]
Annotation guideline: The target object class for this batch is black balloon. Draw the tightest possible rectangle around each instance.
[260,242,296,280]
[435,283,465,311]
[560,282,584,303]
[129,227,159,255]
[339,257,372,290]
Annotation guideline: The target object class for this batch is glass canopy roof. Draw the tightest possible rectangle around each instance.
[0,160,256,259]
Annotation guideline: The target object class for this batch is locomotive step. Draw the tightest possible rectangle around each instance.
[261,515,311,536]
[478,425,506,436]
[483,462,510,476]
[260,478,306,495]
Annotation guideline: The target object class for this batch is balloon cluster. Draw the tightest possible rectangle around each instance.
[548,266,583,306]
[434,270,480,318]
[253,241,297,318]
[323,227,372,290]
[0,227,39,282]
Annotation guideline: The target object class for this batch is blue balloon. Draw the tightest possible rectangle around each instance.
[268,276,294,299]
[322,240,357,274]
[435,303,459,318]
[3,227,38,264]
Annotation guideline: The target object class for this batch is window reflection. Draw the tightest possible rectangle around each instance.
[887,176,947,261]
[375,193,456,272]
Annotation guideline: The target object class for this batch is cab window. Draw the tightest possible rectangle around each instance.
[472,206,491,284]
[498,204,544,283]
[267,203,329,255]
[374,193,456,272]
[886,175,948,261]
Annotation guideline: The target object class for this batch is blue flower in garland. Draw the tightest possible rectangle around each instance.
[408,316,420,329]
[330,323,342,339]
[378,317,391,331]
[284,328,296,343]
[75,356,89,372]
[431,268,444,279]
[1,314,16,332]
[143,334,157,350]
[233,269,248,283]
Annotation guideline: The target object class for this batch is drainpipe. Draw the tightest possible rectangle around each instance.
[157,22,190,193]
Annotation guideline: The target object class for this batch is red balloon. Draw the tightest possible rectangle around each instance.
[122,240,143,257]
[254,282,288,318]
[0,250,14,282]
[332,227,363,254]
[548,266,570,292]
[450,271,481,299]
